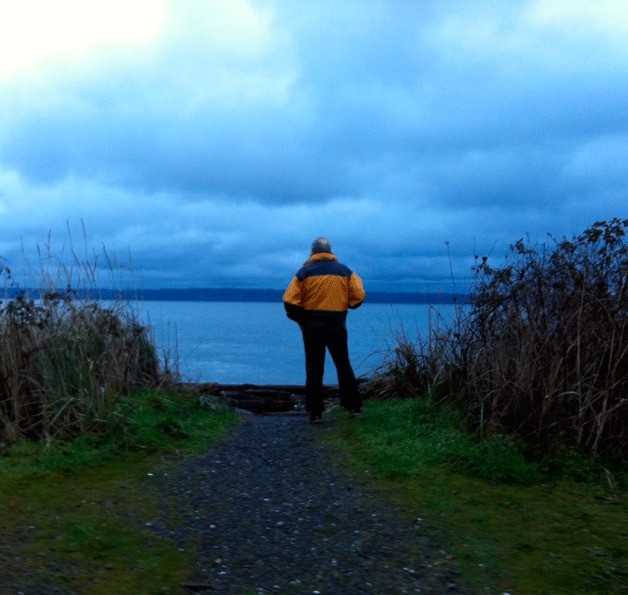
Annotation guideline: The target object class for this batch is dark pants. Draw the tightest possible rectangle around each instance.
[301,323,361,416]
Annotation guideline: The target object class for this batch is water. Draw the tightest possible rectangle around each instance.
[132,301,461,385]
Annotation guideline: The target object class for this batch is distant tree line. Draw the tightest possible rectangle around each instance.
[4,287,469,305]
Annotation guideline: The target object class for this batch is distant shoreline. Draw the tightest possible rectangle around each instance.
[6,287,470,305]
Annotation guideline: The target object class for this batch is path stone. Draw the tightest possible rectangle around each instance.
[153,415,465,593]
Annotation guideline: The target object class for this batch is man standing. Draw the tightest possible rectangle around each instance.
[283,237,366,423]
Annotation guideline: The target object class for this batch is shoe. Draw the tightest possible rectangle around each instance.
[309,414,322,424]
[349,408,363,419]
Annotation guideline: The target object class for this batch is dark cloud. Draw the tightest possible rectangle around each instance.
[0,1,626,291]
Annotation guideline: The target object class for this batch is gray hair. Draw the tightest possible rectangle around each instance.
[311,237,332,254]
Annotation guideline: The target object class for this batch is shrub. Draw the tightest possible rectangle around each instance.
[458,219,626,456]
[368,219,627,457]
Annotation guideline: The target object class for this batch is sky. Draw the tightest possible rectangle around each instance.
[0,0,626,293]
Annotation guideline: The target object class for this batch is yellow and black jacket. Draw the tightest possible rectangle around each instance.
[283,252,365,326]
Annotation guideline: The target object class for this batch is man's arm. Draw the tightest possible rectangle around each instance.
[283,276,306,323]
[348,272,366,309]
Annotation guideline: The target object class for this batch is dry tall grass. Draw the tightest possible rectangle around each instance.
[366,219,627,457]
[0,233,160,444]
[0,290,159,443]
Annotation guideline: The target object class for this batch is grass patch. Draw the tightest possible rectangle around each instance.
[0,389,239,592]
[323,398,627,593]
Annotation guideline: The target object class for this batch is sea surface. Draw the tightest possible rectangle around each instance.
[132,301,463,385]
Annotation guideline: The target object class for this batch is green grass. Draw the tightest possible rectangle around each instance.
[0,389,239,592]
[322,398,627,594]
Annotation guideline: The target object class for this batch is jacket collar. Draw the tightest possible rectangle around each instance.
[305,252,337,265]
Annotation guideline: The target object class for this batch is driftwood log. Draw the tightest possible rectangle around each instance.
[181,382,341,414]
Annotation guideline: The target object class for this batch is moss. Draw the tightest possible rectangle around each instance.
[0,389,239,591]
[1,459,191,591]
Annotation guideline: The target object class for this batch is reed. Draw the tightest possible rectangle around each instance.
[366,219,627,457]
[0,233,160,444]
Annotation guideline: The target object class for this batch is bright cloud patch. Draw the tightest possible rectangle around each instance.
[0,0,166,78]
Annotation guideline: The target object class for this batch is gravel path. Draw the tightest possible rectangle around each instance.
[153,414,465,593]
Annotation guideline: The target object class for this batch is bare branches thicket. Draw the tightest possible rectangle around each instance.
[367,219,627,457]
[456,219,627,456]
